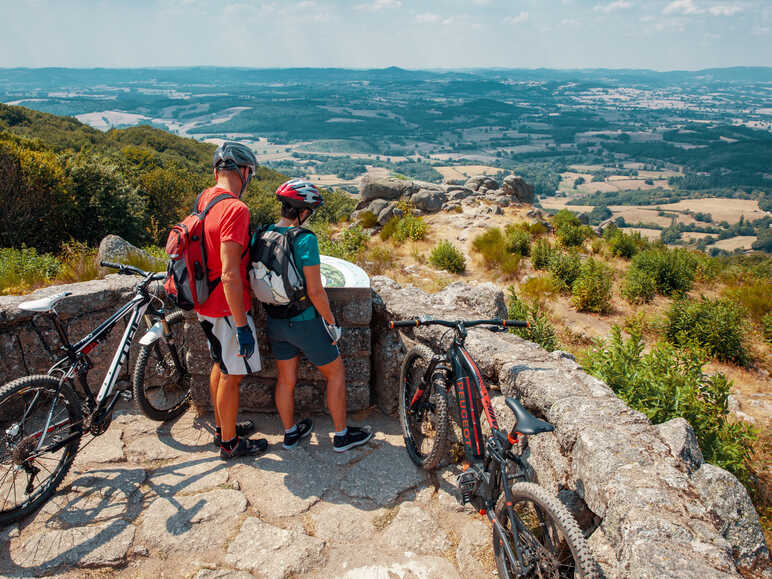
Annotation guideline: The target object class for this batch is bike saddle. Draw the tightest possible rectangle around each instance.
[505,397,554,435]
[18,291,72,313]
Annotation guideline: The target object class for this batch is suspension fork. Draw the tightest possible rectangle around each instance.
[498,468,532,574]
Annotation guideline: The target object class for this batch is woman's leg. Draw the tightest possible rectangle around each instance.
[275,357,300,430]
[316,356,346,433]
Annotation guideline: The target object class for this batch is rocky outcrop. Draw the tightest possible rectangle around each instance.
[97,235,165,270]
[370,277,770,578]
[355,172,535,222]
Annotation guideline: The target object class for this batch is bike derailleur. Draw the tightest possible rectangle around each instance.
[456,468,482,504]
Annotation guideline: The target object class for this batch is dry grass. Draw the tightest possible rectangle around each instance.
[709,236,757,251]
[658,198,769,224]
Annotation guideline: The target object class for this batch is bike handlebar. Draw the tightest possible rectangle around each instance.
[100,261,165,282]
[388,318,529,330]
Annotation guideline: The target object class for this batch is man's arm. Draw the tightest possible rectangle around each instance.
[304,264,335,326]
[221,240,247,327]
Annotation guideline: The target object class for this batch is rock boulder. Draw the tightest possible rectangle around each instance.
[97,235,164,271]
[359,175,417,202]
[465,175,499,191]
[502,175,535,203]
[412,189,446,213]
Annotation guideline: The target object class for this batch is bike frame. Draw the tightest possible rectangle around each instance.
[405,321,541,576]
[36,280,161,453]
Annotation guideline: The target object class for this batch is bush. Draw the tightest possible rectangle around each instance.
[548,251,581,293]
[552,209,581,230]
[621,267,657,304]
[607,230,645,259]
[358,211,378,229]
[530,238,554,270]
[556,223,590,248]
[0,245,61,294]
[665,297,750,366]
[395,214,427,242]
[472,228,521,276]
[571,258,613,313]
[519,276,558,305]
[624,248,697,300]
[506,287,559,352]
[505,226,531,256]
[429,241,466,273]
[584,327,757,488]
[379,216,399,241]
[365,246,395,275]
[763,312,772,346]
[723,279,771,323]
[314,224,368,263]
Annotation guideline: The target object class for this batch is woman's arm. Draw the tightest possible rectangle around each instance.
[303,264,335,325]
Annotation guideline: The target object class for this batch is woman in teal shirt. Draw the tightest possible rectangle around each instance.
[267,180,373,452]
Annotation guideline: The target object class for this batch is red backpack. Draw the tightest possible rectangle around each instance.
[164,191,233,310]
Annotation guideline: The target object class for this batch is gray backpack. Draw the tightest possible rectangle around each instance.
[248,226,312,319]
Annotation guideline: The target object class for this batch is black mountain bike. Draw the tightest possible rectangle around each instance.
[390,317,596,578]
[0,262,190,526]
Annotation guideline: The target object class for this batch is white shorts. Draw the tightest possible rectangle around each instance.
[197,313,262,375]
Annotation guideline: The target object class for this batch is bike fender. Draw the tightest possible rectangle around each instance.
[139,322,164,346]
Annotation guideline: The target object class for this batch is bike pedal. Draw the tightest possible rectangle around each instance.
[120,390,133,401]
[456,470,480,504]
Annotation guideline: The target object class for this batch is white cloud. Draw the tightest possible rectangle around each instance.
[708,4,742,16]
[354,0,401,12]
[504,11,529,24]
[560,18,581,27]
[594,1,633,13]
[415,12,441,23]
[663,0,701,15]
[297,0,316,8]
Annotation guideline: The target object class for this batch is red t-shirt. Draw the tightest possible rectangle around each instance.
[194,186,252,318]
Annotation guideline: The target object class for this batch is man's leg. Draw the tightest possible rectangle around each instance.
[209,363,222,428]
[217,373,244,442]
[275,357,300,431]
[316,356,346,433]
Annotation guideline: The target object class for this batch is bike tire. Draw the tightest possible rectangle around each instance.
[399,345,450,470]
[0,375,82,526]
[494,482,597,579]
[133,310,191,422]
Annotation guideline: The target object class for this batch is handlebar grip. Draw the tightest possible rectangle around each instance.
[389,320,421,329]
[99,260,124,270]
[151,272,167,281]
[502,319,529,328]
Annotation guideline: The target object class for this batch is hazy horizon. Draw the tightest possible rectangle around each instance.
[3,0,770,71]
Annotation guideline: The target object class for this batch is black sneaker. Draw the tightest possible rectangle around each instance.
[333,425,373,452]
[213,420,256,448]
[283,418,314,450]
[219,437,268,460]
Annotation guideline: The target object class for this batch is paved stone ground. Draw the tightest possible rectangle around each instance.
[0,401,496,578]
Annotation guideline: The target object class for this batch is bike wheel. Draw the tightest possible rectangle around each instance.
[0,375,82,526]
[494,482,597,579]
[133,309,191,421]
[399,345,449,470]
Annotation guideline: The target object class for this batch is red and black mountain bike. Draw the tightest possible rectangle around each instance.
[390,317,596,578]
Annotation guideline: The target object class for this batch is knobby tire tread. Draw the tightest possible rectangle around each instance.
[399,345,449,471]
[496,481,597,579]
[132,310,190,422]
[0,375,82,526]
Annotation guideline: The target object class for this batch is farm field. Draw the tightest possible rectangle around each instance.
[434,164,505,182]
[709,235,758,251]
[656,198,768,224]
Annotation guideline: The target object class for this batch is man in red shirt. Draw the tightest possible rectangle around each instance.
[196,142,267,459]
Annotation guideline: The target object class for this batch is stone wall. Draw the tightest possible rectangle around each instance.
[370,276,771,579]
[0,278,372,414]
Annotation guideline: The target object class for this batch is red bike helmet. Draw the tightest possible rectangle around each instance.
[275,179,324,211]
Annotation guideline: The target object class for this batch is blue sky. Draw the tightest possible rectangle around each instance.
[3,0,770,70]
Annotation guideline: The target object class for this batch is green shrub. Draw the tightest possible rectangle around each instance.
[56,241,99,284]
[625,248,697,298]
[528,222,548,236]
[571,258,613,313]
[504,226,531,256]
[365,246,395,275]
[548,251,581,293]
[314,224,368,263]
[665,297,750,366]
[395,214,427,241]
[472,228,521,276]
[531,238,554,270]
[552,209,581,230]
[506,287,559,352]
[621,267,657,304]
[723,279,771,323]
[429,241,466,274]
[590,238,603,254]
[556,223,589,248]
[311,188,356,224]
[0,245,61,294]
[584,327,757,488]
[358,211,378,229]
[379,216,399,241]
[763,312,772,346]
[607,230,645,259]
[520,276,558,305]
